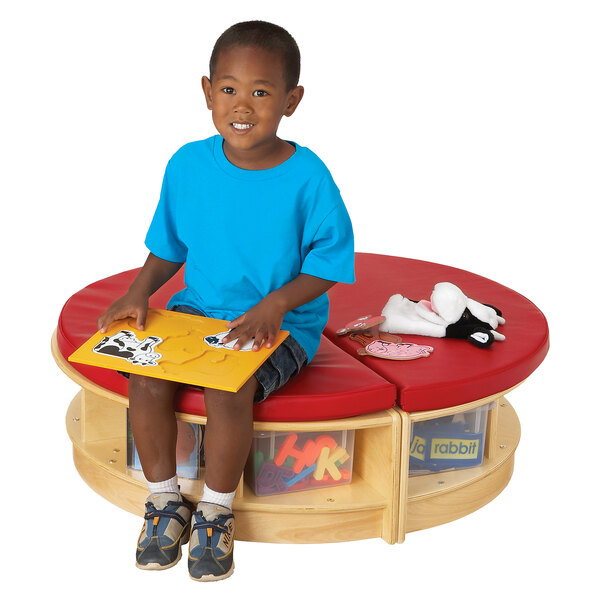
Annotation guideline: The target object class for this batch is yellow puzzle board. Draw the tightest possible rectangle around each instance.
[68,308,289,393]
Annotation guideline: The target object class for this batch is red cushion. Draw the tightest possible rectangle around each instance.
[56,268,396,421]
[325,253,550,412]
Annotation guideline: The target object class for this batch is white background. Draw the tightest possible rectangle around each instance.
[2,1,598,597]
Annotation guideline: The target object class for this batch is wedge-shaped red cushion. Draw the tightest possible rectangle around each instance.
[56,268,396,422]
[325,253,550,412]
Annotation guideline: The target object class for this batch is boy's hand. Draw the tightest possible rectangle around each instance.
[222,274,335,352]
[97,291,149,333]
[223,296,286,352]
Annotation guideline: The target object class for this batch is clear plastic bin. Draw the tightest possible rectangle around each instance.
[246,429,355,496]
[127,412,204,479]
[409,402,494,476]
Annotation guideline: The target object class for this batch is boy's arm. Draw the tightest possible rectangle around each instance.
[97,253,183,332]
[223,274,335,351]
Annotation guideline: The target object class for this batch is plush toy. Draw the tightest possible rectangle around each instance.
[352,335,434,360]
[336,315,385,336]
[380,282,506,348]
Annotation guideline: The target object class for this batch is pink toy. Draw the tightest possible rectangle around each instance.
[354,338,434,361]
[336,315,385,336]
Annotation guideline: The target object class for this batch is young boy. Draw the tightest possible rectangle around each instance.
[97,20,354,582]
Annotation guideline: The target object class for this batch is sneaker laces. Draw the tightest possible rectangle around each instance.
[192,504,232,535]
[144,506,189,528]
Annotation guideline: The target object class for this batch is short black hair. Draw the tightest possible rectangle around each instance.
[209,21,301,91]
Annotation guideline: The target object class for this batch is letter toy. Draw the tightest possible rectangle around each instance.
[274,433,336,474]
[314,446,350,481]
[256,462,296,495]
[284,465,316,487]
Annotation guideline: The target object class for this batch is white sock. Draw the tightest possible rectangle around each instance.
[147,475,179,495]
[201,483,235,510]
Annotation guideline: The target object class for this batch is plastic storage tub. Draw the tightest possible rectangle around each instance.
[246,429,355,496]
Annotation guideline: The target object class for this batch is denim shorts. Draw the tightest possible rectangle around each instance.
[171,305,307,403]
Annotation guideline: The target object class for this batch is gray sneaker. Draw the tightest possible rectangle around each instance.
[136,492,193,570]
[188,502,235,581]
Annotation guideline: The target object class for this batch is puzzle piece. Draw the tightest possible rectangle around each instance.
[92,330,162,366]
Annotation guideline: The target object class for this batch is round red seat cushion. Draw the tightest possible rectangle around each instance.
[325,253,550,412]
[56,268,396,422]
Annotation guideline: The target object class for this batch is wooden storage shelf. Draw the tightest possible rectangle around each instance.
[58,332,522,545]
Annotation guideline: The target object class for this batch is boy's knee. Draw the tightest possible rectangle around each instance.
[129,373,177,402]
[204,377,258,410]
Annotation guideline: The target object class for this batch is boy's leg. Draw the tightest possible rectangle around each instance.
[128,374,180,483]
[129,374,193,570]
[203,376,258,493]
[188,376,258,582]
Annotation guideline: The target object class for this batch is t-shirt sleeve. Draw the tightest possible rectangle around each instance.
[300,176,355,284]
[144,164,188,263]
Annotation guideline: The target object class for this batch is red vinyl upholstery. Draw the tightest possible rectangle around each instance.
[56,254,549,418]
[325,254,550,412]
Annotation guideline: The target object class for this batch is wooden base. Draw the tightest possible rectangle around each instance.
[56,331,520,544]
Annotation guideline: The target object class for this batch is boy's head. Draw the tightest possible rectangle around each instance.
[209,21,300,92]
[202,21,304,169]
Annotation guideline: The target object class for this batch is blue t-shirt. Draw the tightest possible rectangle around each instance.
[145,135,355,362]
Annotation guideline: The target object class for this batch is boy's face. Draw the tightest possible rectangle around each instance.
[202,45,303,169]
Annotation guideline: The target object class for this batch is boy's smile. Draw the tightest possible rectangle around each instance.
[202,45,304,170]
